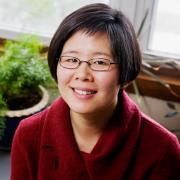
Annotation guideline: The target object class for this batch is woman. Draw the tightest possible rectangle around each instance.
[11,3,180,180]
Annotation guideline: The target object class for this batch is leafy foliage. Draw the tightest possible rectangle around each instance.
[0,35,53,110]
[0,93,7,115]
[0,116,6,141]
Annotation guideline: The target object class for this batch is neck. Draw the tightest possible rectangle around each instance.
[70,103,117,153]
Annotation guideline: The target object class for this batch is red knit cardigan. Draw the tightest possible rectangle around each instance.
[11,91,180,180]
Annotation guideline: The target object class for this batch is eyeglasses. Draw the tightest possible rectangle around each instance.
[58,56,119,71]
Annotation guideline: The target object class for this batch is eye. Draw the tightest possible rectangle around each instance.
[65,57,79,63]
[93,59,109,65]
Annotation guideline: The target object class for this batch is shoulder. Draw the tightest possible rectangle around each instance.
[140,113,180,157]
[12,107,48,151]
[17,97,65,132]
[13,97,65,147]
[142,113,179,143]
[138,114,180,178]
[19,107,48,130]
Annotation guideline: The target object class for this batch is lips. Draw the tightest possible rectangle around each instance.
[72,87,97,96]
[74,88,96,95]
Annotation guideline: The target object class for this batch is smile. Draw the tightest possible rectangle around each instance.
[73,88,97,95]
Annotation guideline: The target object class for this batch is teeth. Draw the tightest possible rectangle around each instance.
[74,89,95,95]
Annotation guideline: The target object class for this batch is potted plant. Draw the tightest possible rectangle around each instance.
[0,35,53,150]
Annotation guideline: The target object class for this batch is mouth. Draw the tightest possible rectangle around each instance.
[72,88,97,95]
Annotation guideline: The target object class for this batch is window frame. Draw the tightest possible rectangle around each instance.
[111,0,157,53]
[112,0,180,60]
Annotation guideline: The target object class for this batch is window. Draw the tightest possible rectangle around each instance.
[0,0,109,44]
[1,0,180,60]
[114,0,180,60]
[149,0,180,58]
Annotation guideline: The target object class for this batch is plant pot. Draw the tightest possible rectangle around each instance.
[0,85,49,151]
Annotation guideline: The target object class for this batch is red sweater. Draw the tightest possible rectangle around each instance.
[11,91,180,180]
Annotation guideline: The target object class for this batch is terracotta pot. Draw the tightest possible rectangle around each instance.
[0,85,49,150]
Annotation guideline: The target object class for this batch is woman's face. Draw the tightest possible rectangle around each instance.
[57,30,120,115]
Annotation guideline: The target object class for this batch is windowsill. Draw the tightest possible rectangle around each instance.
[0,29,51,46]
[127,66,180,102]
[143,50,180,61]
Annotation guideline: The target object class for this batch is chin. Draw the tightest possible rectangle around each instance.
[69,103,98,115]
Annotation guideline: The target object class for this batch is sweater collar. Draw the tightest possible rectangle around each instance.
[41,90,141,154]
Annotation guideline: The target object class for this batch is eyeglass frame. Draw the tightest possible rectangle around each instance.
[58,56,119,71]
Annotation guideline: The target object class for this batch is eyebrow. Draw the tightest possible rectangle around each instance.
[61,51,112,58]
[93,52,112,58]
[61,50,78,56]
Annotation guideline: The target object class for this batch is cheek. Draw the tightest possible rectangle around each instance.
[96,71,120,93]
[56,67,72,93]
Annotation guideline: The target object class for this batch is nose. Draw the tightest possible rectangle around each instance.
[73,62,93,81]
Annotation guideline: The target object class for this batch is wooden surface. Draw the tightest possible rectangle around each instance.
[127,72,180,102]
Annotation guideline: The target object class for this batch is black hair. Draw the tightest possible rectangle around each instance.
[48,3,141,86]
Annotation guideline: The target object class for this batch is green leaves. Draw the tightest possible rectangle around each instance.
[0,116,6,141]
[0,93,7,114]
[0,35,53,110]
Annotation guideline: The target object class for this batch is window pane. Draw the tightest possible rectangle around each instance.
[149,0,180,57]
[0,0,109,39]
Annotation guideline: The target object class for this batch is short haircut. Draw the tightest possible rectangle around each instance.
[48,3,141,86]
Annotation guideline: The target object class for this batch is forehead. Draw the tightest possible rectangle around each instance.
[61,30,112,59]
[61,30,112,58]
